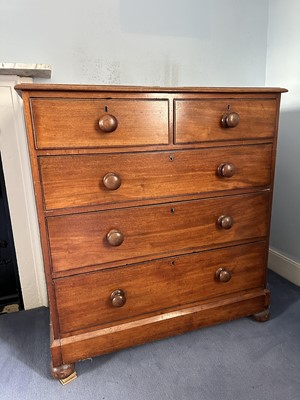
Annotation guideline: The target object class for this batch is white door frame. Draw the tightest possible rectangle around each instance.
[0,75,47,309]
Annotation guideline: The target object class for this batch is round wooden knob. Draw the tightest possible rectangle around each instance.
[218,215,234,229]
[218,163,236,178]
[103,173,121,190]
[98,114,118,132]
[215,268,232,283]
[110,289,126,307]
[221,112,240,128]
[107,229,124,246]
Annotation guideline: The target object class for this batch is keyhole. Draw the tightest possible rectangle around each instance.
[227,105,231,110]
[104,105,108,112]
[170,207,175,214]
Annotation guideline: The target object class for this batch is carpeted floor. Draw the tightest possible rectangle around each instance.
[0,270,299,400]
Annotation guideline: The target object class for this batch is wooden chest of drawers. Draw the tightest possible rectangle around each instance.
[16,84,286,381]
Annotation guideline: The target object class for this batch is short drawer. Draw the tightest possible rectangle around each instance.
[40,144,272,210]
[47,192,270,273]
[31,98,169,149]
[175,99,277,143]
[54,242,267,333]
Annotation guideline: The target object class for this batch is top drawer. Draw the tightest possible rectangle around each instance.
[30,98,169,149]
[174,99,277,144]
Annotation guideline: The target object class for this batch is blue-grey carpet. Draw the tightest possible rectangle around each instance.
[0,270,299,400]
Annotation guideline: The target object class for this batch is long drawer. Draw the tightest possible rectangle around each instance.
[40,144,272,210]
[54,242,267,334]
[47,192,270,273]
[175,99,277,143]
[31,98,169,149]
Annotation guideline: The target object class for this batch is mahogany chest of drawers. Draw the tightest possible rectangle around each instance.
[16,84,286,381]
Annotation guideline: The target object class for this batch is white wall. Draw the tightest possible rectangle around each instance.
[266,0,300,281]
[1,0,268,86]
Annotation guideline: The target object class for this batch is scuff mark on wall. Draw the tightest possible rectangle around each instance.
[75,57,121,84]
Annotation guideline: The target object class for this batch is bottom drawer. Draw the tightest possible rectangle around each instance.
[55,242,267,334]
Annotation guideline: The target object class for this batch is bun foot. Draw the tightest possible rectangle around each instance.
[252,307,270,322]
[51,362,77,384]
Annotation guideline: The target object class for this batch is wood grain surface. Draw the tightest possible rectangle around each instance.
[175,99,277,143]
[40,144,272,210]
[55,242,267,333]
[47,192,270,272]
[31,98,169,148]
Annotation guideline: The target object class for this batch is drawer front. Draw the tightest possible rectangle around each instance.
[31,98,169,149]
[40,144,272,210]
[54,242,267,333]
[47,192,270,272]
[175,99,277,143]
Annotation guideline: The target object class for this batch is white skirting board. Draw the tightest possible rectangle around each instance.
[268,248,300,286]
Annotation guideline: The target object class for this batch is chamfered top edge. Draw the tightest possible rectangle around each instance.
[14,83,288,94]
